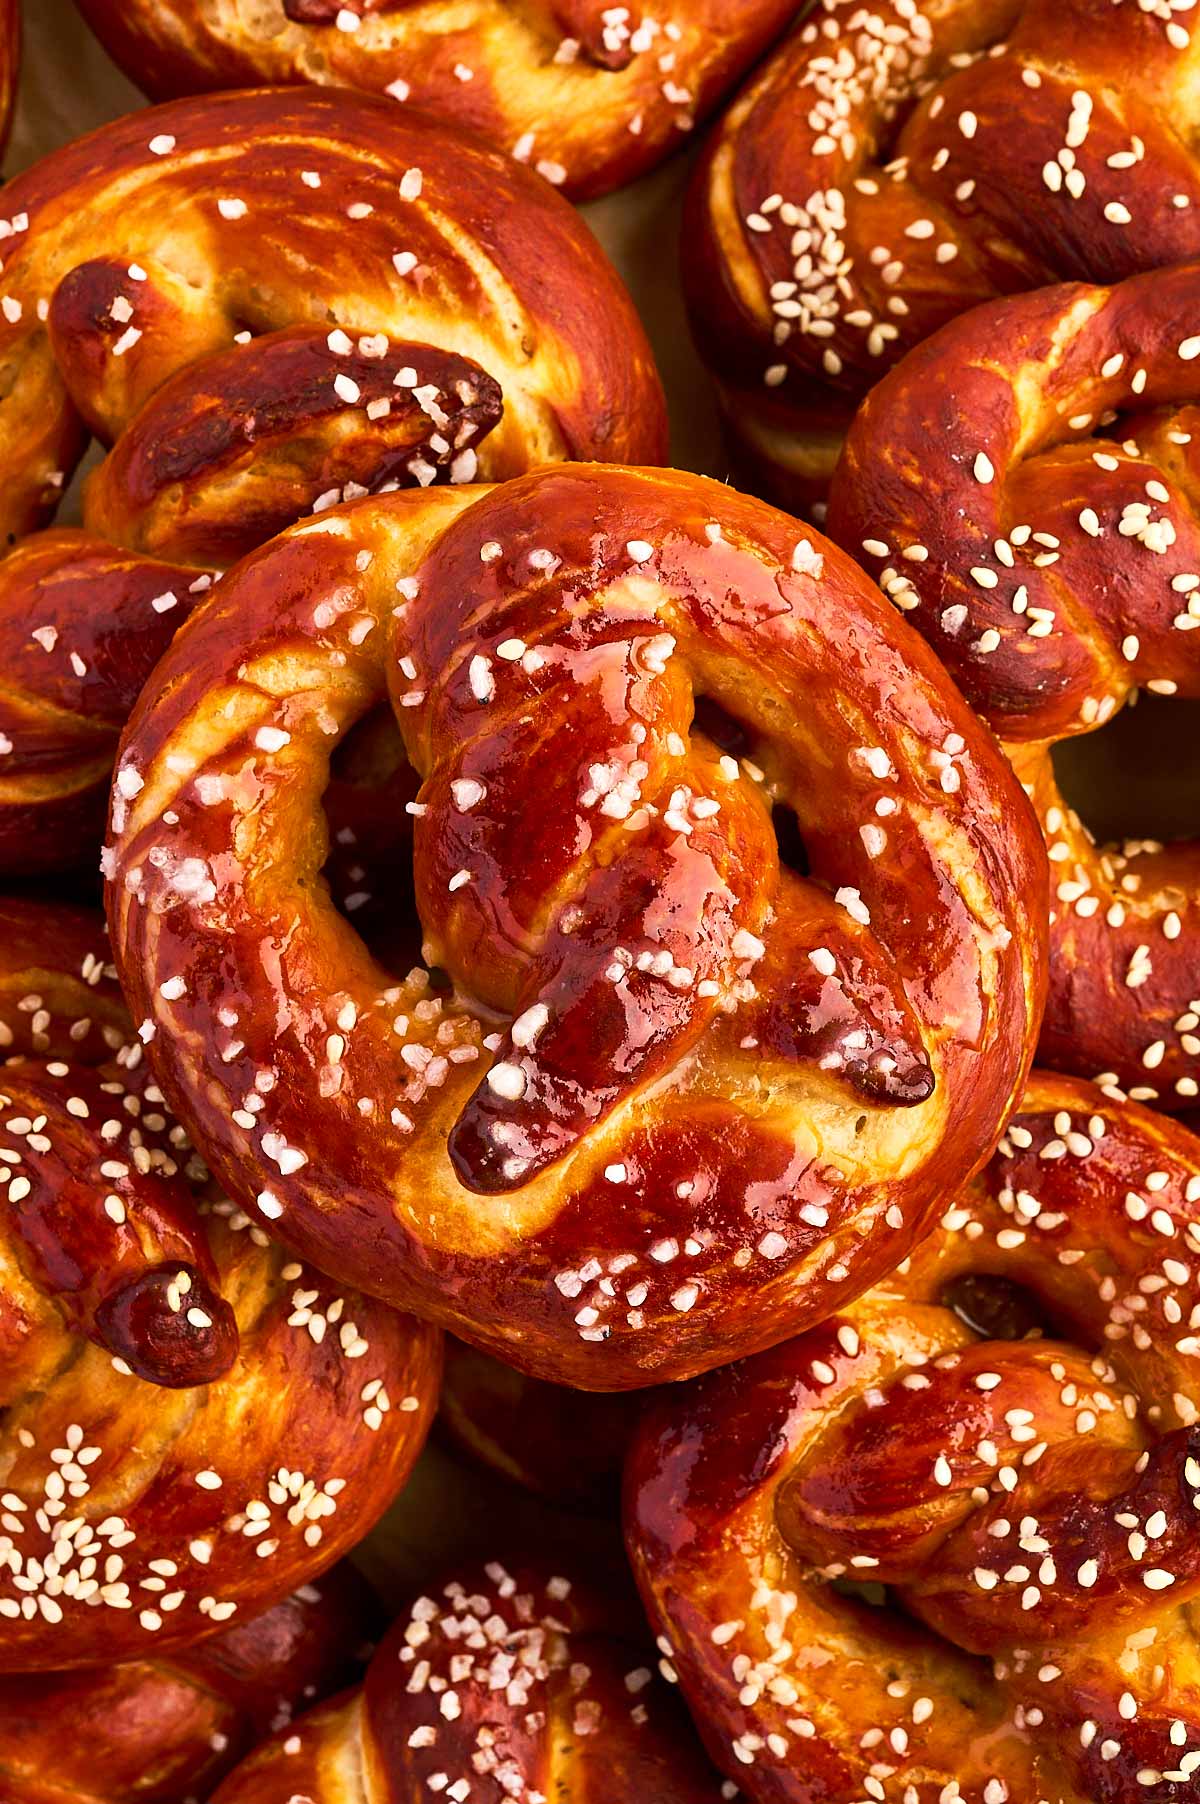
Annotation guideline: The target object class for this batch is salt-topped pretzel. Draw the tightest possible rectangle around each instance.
[71,0,798,202]
[0,1562,380,1802]
[211,1558,724,1802]
[828,261,1200,1112]
[687,0,1200,511]
[106,464,1045,1389]
[627,1071,1200,1804]
[0,898,440,1669]
[0,86,663,872]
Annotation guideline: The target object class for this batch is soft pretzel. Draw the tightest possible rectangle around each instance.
[211,1558,723,1802]
[71,0,798,202]
[828,262,1200,1113]
[106,464,1046,1389]
[627,1070,1200,1804]
[687,0,1200,511]
[0,1562,379,1801]
[0,896,440,1669]
[0,86,665,874]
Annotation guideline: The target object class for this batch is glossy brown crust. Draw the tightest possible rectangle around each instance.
[0,898,441,1670]
[0,895,127,1064]
[0,86,664,875]
[212,1559,724,1802]
[688,0,1200,510]
[107,466,1045,1389]
[440,1337,642,1507]
[72,0,798,202]
[0,1562,380,1803]
[0,533,212,876]
[0,0,16,156]
[827,262,1200,1111]
[626,1071,1200,1804]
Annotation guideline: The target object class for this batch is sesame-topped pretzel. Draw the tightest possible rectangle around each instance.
[0,897,441,1669]
[0,1562,380,1802]
[210,1559,725,1803]
[0,86,665,875]
[828,262,1200,1113]
[71,0,799,203]
[686,0,1200,513]
[106,465,1046,1390]
[627,1071,1200,1804]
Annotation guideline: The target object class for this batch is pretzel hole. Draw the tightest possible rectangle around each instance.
[939,1272,1047,1342]
[1052,692,1200,844]
[691,697,811,876]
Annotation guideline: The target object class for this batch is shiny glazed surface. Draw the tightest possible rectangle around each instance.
[107,465,1045,1389]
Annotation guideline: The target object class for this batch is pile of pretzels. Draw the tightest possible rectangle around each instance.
[1,4,1198,1799]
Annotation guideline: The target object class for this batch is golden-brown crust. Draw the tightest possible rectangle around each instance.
[689,0,1200,510]
[212,1559,724,1802]
[106,465,1045,1390]
[0,899,441,1670]
[0,86,665,875]
[827,261,1200,1110]
[72,0,799,201]
[0,1562,380,1802]
[627,1072,1200,1804]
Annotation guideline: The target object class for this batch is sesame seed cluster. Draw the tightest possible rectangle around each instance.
[0,895,440,1674]
[686,0,1200,510]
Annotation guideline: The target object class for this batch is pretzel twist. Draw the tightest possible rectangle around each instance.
[105,465,1045,1389]
[627,1072,1200,1804]
[828,262,1200,1113]
[0,86,665,873]
[0,897,440,1670]
[210,1559,723,1802]
[0,1562,379,1802]
[686,0,1200,508]
[71,0,798,201]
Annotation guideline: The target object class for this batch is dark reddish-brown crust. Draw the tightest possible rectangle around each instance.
[72,0,798,201]
[689,0,1200,509]
[0,897,441,1671]
[106,466,1045,1390]
[0,533,211,876]
[212,1559,724,1802]
[0,85,665,875]
[0,1563,379,1803]
[827,261,1200,1111]
[626,1072,1200,1803]
[439,1336,643,1507]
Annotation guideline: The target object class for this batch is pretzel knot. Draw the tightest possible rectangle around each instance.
[627,1073,1200,1804]
[687,0,1200,507]
[71,0,797,201]
[0,899,439,1670]
[0,86,664,872]
[210,1559,722,1802]
[828,262,1200,1113]
[106,465,1045,1389]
